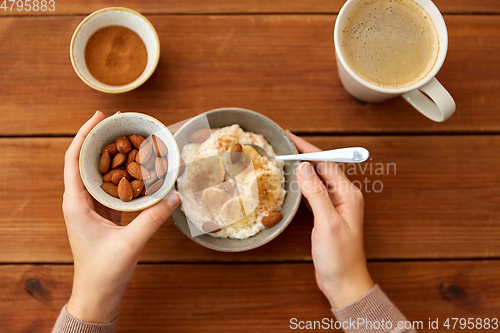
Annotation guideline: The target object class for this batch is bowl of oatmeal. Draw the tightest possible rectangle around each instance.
[171,107,301,252]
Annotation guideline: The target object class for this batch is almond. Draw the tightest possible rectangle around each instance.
[142,152,156,170]
[262,212,283,228]
[99,150,111,174]
[126,149,138,167]
[101,182,119,198]
[145,170,158,186]
[178,158,186,177]
[136,142,153,165]
[155,157,168,178]
[145,177,163,195]
[103,170,115,183]
[188,128,211,143]
[116,136,132,154]
[101,143,118,157]
[111,169,132,185]
[127,162,150,180]
[118,178,133,202]
[129,134,146,149]
[110,153,127,169]
[111,172,123,185]
[149,170,158,180]
[220,181,235,196]
[151,135,168,157]
[130,180,144,198]
[230,143,242,164]
[140,188,147,196]
[104,169,129,183]
[202,222,221,233]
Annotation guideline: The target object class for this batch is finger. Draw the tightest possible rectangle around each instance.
[63,111,106,195]
[287,130,355,202]
[124,191,181,250]
[296,162,340,223]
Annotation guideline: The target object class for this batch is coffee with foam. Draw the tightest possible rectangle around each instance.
[339,0,439,89]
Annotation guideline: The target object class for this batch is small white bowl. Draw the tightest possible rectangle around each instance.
[70,7,160,93]
[79,112,180,212]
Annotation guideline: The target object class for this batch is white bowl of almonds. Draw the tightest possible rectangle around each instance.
[79,112,180,211]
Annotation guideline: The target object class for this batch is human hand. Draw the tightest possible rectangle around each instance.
[63,111,181,323]
[286,131,374,309]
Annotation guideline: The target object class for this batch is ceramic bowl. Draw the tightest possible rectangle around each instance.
[79,112,180,211]
[171,107,301,252]
[70,7,160,93]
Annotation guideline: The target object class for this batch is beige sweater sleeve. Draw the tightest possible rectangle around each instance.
[332,284,418,333]
[52,305,117,333]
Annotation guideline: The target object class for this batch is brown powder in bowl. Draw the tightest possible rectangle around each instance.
[85,26,147,86]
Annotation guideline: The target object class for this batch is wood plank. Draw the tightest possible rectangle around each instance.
[0,0,498,15]
[2,261,499,332]
[0,15,499,135]
[1,135,499,263]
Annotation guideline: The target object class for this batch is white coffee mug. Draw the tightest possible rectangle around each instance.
[334,0,456,122]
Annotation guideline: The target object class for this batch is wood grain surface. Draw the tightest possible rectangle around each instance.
[1,1,499,331]
[0,15,499,136]
[1,0,499,15]
[1,135,498,263]
[2,261,499,332]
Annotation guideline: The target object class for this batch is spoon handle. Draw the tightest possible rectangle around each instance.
[275,147,370,163]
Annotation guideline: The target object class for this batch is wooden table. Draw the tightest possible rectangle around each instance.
[1,1,499,332]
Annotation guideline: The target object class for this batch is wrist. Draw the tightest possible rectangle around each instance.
[322,269,374,309]
[67,288,123,323]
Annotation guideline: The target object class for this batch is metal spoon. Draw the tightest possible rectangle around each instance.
[243,144,370,163]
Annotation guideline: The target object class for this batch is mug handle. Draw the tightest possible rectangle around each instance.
[402,77,456,122]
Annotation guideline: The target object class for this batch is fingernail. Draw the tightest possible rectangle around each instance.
[115,111,121,115]
[93,110,99,117]
[299,162,314,179]
[166,191,181,208]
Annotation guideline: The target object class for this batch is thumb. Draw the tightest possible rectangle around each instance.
[296,162,339,223]
[124,190,181,249]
